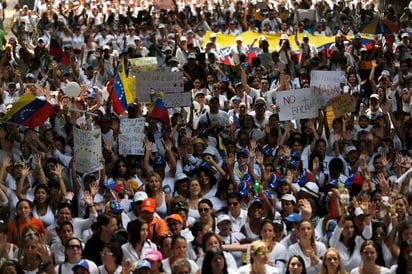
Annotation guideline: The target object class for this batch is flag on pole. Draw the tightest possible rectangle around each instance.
[4,93,56,128]
[107,59,129,115]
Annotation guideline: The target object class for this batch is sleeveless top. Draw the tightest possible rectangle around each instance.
[244,223,260,241]
[156,192,168,219]
[33,205,55,228]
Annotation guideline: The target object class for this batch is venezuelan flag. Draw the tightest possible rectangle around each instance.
[150,98,170,127]
[49,38,69,65]
[107,59,129,115]
[4,93,55,128]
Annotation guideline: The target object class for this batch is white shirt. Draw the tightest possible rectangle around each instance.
[238,264,279,274]
[121,240,157,262]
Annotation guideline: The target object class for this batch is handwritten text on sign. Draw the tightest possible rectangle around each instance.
[277,88,321,121]
[135,71,184,102]
[73,128,102,173]
[119,118,145,155]
[310,70,344,106]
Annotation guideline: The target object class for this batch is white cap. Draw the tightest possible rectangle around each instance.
[133,191,148,202]
[217,214,231,224]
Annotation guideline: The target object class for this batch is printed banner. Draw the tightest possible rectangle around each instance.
[73,128,102,173]
[310,70,344,106]
[119,118,146,155]
[136,71,184,97]
[130,57,159,71]
[277,88,321,121]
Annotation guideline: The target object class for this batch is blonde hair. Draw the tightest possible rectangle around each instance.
[319,247,349,274]
[250,240,268,264]
[297,220,317,255]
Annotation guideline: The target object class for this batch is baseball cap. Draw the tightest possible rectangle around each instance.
[133,191,148,202]
[188,53,197,59]
[141,198,156,213]
[281,34,288,40]
[217,214,231,224]
[166,213,184,224]
[250,198,263,207]
[284,212,301,223]
[72,259,99,273]
[370,94,380,100]
[105,200,123,214]
[25,73,35,79]
[145,250,163,261]
[175,173,189,181]
[354,207,365,216]
[402,33,409,39]
[281,193,296,204]
[131,259,152,271]
[236,36,243,41]
[154,155,166,167]
[210,33,217,38]
[195,90,205,97]
[14,161,25,167]
[300,182,320,198]
[345,146,357,156]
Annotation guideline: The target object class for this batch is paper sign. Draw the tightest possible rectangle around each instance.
[153,0,173,10]
[329,93,356,118]
[163,92,192,108]
[310,70,344,106]
[119,118,146,155]
[136,71,184,97]
[73,128,102,173]
[277,88,321,121]
[294,9,316,24]
[130,57,159,71]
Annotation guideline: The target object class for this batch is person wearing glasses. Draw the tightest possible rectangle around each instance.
[55,237,95,273]
[197,199,216,232]
[98,242,123,274]
[206,82,227,111]
[238,240,279,274]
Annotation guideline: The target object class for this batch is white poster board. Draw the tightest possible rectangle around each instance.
[277,88,321,121]
[310,70,344,106]
[119,118,146,155]
[294,9,316,24]
[136,71,184,100]
[73,128,102,173]
[163,92,192,108]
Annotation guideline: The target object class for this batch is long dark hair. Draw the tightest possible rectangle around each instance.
[201,248,228,274]
[285,255,307,274]
[339,216,356,256]
[15,199,33,220]
[127,217,148,246]
[396,240,412,274]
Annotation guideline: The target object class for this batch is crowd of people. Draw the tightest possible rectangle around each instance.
[1,0,412,273]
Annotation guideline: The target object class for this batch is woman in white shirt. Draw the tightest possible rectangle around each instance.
[329,213,372,272]
[349,240,391,274]
[238,240,279,274]
[287,220,326,274]
[121,217,157,262]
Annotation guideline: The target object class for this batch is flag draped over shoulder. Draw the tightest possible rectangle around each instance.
[49,38,69,65]
[107,59,129,115]
[4,93,55,128]
[150,98,170,127]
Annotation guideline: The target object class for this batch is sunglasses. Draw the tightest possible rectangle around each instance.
[67,244,81,250]
[198,208,210,212]
[100,251,114,256]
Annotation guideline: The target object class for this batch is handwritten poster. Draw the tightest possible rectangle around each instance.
[277,88,321,121]
[310,70,344,106]
[164,92,192,108]
[329,93,356,118]
[73,128,102,173]
[119,118,146,155]
[136,71,184,97]
[153,0,173,10]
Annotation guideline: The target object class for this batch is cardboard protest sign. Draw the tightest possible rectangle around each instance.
[73,128,102,173]
[277,88,321,121]
[329,93,356,118]
[119,118,146,155]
